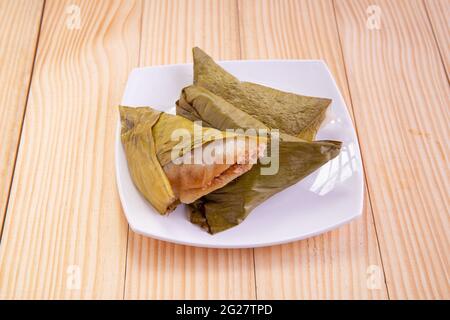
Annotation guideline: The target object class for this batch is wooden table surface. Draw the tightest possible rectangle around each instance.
[0,0,448,300]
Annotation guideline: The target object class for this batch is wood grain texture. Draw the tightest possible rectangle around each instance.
[0,0,141,299]
[335,0,449,299]
[124,0,256,300]
[0,0,447,300]
[238,0,388,300]
[424,0,450,77]
[0,0,44,233]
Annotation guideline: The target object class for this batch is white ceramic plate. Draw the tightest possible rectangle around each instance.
[116,60,364,248]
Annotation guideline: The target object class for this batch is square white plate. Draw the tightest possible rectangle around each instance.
[116,60,364,248]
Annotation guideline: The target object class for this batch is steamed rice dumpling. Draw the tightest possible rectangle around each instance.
[119,106,267,214]
[193,47,331,140]
[176,84,341,234]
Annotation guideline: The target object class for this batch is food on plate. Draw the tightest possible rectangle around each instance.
[176,85,341,233]
[119,106,267,214]
[119,47,342,234]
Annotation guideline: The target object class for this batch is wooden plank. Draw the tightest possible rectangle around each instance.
[0,0,141,299]
[424,0,450,76]
[238,0,388,299]
[335,0,449,299]
[124,0,256,300]
[0,0,44,233]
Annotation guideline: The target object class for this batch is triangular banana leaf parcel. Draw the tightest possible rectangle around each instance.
[176,86,341,234]
[192,47,331,140]
[119,106,266,215]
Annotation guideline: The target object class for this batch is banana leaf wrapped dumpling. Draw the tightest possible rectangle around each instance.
[119,106,267,215]
[193,47,331,140]
[176,86,342,233]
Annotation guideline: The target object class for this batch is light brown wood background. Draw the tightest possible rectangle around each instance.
[0,0,448,299]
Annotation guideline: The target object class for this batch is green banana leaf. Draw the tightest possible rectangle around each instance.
[176,86,341,234]
[192,47,331,140]
[178,85,301,143]
[177,85,270,132]
[120,106,177,214]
